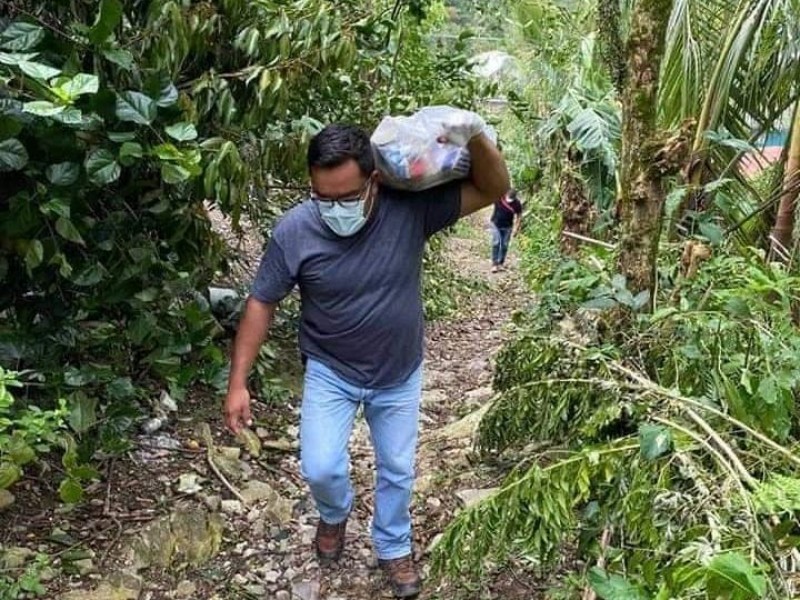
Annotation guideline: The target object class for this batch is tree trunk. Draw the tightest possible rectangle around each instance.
[597,0,625,93]
[769,101,800,261]
[560,159,595,255]
[616,0,674,300]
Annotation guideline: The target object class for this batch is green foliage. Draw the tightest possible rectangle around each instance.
[0,552,51,600]
[533,33,619,228]
[706,553,767,600]
[0,0,485,472]
[443,0,800,596]
[0,368,66,490]
[327,3,487,124]
[436,325,798,597]
[0,367,96,501]
[589,568,648,600]
[483,338,633,454]
[647,249,800,442]
[57,434,101,503]
[434,238,800,597]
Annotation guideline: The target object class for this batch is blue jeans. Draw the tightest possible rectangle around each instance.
[492,225,512,265]
[300,358,422,560]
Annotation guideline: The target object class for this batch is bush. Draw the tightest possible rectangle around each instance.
[434,243,800,599]
[0,1,489,488]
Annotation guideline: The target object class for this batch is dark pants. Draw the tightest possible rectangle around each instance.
[491,225,512,265]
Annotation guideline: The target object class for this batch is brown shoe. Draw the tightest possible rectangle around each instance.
[378,555,421,598]
[315,517,347,561]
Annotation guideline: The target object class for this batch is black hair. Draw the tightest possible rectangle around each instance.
[307,124,374,176]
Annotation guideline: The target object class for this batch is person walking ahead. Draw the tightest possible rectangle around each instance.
[490,188,522,272]
[224,116,509,598]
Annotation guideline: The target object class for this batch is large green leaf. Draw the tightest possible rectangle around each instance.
[84,148,121,185]
[115,91,156,125]
[89,0,123,45]
[162,163,192,184]
[101,46,134,70]
[18,60,61,81]
[61,435,79,469]
[588,568,649,600]
[153,143,184,161]
[68,393,97,434]
[69,465,100,481]
[58,477,83,503]
[0,461,22,489]
[567,107,613,151]
[134,288,159,302]
[51,108,85,126]
[156,82,179,108]
[107,131,137,142]
[55,217,85,245]
[24,240,44,270]
[119,141,143,166]
[0,22,45,51]
[0,51,38,65]
[638,424,673,460]
[7,435,36,466]
[165,122,198,142]
[0,138,28,171]
[58,74,100,99]
[40,198,71,218]
[706,553,766,599]
[72,263,107,287]
[50,252,73,278]
[23,101,65,117]
[46,162,80,186]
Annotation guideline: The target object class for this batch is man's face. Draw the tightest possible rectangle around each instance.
[310,159,377,214]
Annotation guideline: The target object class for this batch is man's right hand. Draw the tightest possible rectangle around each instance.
[224,387,253,434]
[223,298,276,435]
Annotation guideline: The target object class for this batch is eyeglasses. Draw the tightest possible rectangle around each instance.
[310,179,371,208]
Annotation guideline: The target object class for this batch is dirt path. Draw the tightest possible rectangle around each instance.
[0,213,529,600]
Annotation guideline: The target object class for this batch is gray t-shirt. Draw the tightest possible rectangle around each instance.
[251,182,462,388]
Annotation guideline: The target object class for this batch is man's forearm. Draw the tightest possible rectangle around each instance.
[467,134,510,200]
[228,297,276,391]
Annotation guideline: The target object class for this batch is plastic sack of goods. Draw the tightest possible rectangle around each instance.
[370,106,496,192]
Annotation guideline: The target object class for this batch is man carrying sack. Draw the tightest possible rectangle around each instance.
[224,108,509,598]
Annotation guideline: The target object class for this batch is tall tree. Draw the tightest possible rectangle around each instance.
[615,0,675,298]
[770,102,800,260]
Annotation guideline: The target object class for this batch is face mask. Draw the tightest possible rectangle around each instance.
[315,179,374,237]
[318,199,367,237]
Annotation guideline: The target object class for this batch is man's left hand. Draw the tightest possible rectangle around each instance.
[437,109,487,147]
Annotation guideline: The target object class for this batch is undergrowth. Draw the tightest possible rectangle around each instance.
[433,219,800,599]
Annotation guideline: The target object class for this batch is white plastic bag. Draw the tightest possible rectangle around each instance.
[370,106,495,192]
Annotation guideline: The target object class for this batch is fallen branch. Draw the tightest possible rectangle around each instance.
[561,230,617,250]
[207,449,246,504]
[559,338,800,469]
[103,459,114,517]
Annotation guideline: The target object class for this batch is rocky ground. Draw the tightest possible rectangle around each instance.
[0,213,544,600]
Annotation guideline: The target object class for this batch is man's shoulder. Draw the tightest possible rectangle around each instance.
[273,201,319,240]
